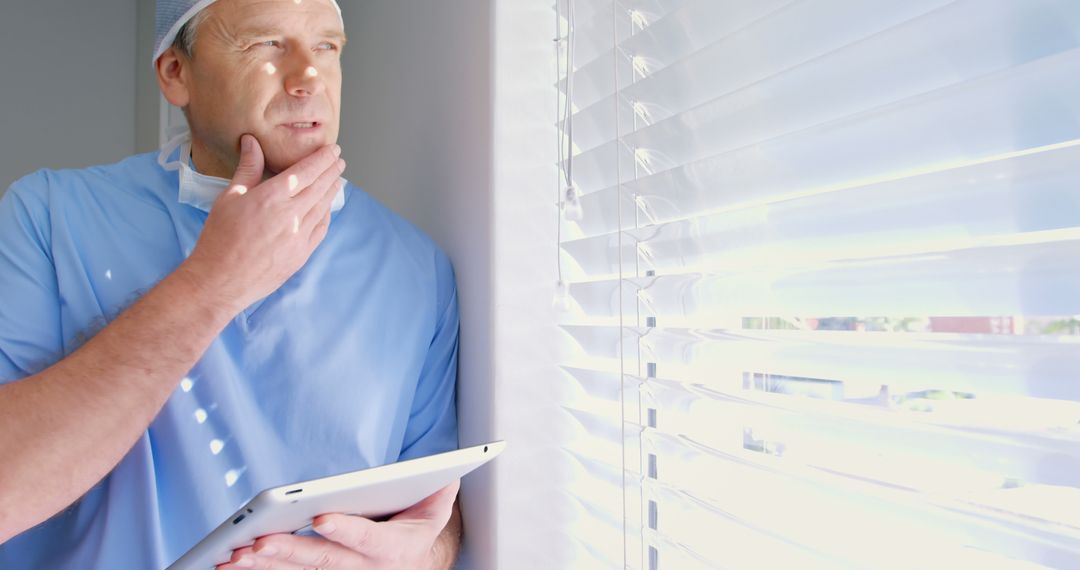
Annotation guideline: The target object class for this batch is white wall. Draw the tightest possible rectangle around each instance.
[339,1,573,568]
[489,2,579,567]
[335,2,498,566]
[0,0,138,192]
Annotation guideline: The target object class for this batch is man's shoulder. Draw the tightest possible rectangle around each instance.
[5,152,168,210]
[339,186,457,310]
[343,185,451,265]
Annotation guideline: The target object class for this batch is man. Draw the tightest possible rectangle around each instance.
[0,0,462,568]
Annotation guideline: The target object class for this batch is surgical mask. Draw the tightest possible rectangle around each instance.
[158,131,346,213]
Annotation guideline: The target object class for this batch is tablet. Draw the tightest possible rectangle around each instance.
[167,441,505,570]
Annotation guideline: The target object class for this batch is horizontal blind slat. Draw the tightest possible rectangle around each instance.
[566,44,1080,195]
[642,381,1080,492]
[566,0,698,67]
[565,0,1080,165]
[561,0,952,112]
[564,139,1080,241]
[559,324,1080,401]
[562,233,1080,318]
[639,430,1080,568]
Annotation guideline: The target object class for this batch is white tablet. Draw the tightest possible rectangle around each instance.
[167,441,505,570]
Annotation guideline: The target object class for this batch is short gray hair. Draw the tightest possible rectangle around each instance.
[171,9,210,59]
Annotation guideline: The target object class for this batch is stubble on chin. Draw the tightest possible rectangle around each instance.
[262,141,330,174]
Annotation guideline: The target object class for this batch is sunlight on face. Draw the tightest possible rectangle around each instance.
[182,0,345,177]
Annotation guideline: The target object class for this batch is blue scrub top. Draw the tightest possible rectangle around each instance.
[0,151,460,569]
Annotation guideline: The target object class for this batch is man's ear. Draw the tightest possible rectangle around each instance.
[156,47,191,108]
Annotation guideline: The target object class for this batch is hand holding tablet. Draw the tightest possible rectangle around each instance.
[168,441,505,570]
[220,479,462,569]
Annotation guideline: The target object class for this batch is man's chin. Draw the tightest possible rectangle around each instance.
[262,140,329,175]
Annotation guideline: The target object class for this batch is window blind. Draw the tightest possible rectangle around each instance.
[554,1,1080,568]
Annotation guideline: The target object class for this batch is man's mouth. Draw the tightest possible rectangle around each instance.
[285,121,320,129]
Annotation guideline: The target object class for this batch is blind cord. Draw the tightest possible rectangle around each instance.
[611,2,629,568]
[554,0,579,309]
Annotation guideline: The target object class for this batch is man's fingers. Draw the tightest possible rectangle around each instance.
[308,208,332,247]
[248,530,367,568]
[225,513,445,569]
[312,513,380,553]
[229,134,265,191]
[390,480,461,522]
[301,176,342,233]
[296,158,345,216]
[218,535,355,569]
[274,144,341,198]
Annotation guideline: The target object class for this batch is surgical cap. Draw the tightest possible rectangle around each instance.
[153,0,343,65]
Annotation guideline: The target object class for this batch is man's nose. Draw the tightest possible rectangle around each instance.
[284,55,324,97]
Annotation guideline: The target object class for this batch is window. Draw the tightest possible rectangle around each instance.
[555,1,1080,568]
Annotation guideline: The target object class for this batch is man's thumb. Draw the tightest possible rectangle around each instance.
[231,134,265,189]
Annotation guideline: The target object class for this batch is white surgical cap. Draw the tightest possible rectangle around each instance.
[153,0,344,66]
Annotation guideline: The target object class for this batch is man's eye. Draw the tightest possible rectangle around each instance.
[257,40,281,48]
[317,42,338,51]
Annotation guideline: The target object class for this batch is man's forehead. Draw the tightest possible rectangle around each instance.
[229,20,347,43]
[211,0,344,30]
[153,0,343,64]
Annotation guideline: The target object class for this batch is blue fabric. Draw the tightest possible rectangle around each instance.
[155,0,227,65]
[155,0,199,57]
[0,151,459,569]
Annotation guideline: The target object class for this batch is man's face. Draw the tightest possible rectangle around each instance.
[183,0,345,175]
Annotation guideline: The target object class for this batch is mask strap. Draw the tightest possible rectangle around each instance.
[157,130,192,171]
